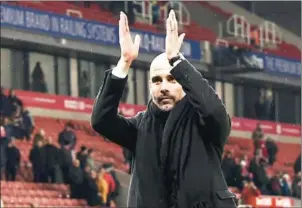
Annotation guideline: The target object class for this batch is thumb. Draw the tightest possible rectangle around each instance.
[177,33,186,50]
[134,35,141,51]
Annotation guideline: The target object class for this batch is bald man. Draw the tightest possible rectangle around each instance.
[91,10,236,208]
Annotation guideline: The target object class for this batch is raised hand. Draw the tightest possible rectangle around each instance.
[119,12,141,63]
[165,10,185,60]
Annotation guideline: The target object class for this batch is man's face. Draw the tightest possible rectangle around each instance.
[149,53,185,111]
[149,69,184,111]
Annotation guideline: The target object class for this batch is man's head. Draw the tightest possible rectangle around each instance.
[9,88,15,97]
[65,122,72,131]
[36,140,43,148]
[149,53,185,111]
[73,159,80,168]
[8,140,15,148]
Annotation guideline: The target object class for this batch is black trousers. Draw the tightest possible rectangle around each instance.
[5,166,17,181]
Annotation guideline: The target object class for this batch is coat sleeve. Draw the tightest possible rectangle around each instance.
[170,59,231,152]
[91,70,138,152]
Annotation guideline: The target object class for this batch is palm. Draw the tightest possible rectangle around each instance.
[119,12,140,62]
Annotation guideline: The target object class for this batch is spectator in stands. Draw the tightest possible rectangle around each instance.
[7,89,23,113]
[294,152,301,174]
[232,157,245,190]
[5,140,21,181]
[33,129,45,146]
[21,108,34,141]
[58,122,77,151]
[103,163,120,207]
[0,126,9,180]
[258,140,269,162]
[97,167,109,205]
[241,178,261,205]
[280,173,291,196]
[268,171,282,195]
[222,151,236,186]
[29,140,45,182]
[42,136,63,183]
[254,92,274,121]
[86,148,95,170]
[252,123,264,155]
[265,137,278,165]
[292,171,301,198]
[0,87,12,117]
[102,164,117,207]
[239,155,251,181]
[68,159,84,199]
[83,170,102,206]
[79,71,90,98]
[76,145,88,170]
[31,61,48,93]
[151,1,160,24]
[249,156,269,194]
[59,144,73,184]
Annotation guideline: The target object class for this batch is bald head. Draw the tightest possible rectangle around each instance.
[148,53,185,111]
[150,53,172,76]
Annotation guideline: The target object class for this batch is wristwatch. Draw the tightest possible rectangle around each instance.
[169,53,184,66]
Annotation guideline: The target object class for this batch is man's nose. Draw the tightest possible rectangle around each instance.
[160,80,169,93]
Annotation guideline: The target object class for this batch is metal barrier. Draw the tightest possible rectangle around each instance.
[258,20,282,47]
[226,14,251,44]
[216,38,229,47]
[131,1,190,26]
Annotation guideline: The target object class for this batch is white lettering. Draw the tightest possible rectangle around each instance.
[256,197,272,206]
[86,23,116,43]
[50,16,60,32]
[25,11,50,31]
[1,6,24,26]
[59,17,86,38]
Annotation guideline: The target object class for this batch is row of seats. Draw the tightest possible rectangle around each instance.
[13,115,299,182]
[1,181,87,207]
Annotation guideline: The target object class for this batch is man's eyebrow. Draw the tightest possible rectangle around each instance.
[151,76,162,82]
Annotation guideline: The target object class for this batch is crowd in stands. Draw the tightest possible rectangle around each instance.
[0,87,121,207]
[222,124,301,204]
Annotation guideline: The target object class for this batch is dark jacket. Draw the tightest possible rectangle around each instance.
[58,129,77,149]
[91,60,236,208]
[6,146,21,169]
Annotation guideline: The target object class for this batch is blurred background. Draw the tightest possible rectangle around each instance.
[0,1,301,208]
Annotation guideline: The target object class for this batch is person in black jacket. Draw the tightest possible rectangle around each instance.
[5,140,21,181]
[68,159,84,199]
[29,140,45,182]
[58,122,77,150]
[91,10,236,208]
[0,126,10,180]
[42,136,62,183]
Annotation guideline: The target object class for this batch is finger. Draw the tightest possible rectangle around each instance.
[119,21,124,43]
[177,33,186,50]
[134,35,141,51]
[166,17,171,37]
[123,12,129,32]
[119,12,125,36]
[172,11,178,33]
[169,9,174,19]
